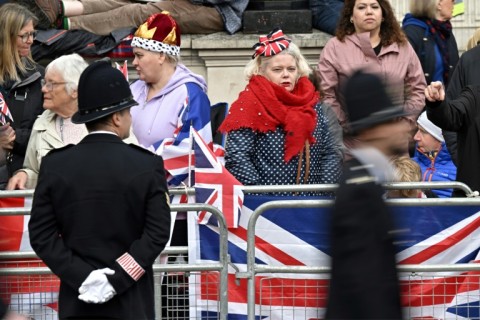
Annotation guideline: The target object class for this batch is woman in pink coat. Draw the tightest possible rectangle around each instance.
[318,0,426,132]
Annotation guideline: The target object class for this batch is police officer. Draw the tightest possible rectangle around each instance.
[29,60,171,319]
[326,70,407,319]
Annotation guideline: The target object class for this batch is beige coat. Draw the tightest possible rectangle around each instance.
[318,32,426,126]
[21,109,138,188]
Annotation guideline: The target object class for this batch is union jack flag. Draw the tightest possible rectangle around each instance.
[0,92,13,125]
[188,196,480,319]
[193,128,243,229]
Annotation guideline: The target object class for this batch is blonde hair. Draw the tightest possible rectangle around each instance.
[163,51,180,67]
[389,156,423,198]
[0,3,38,85]
[466,28,480,51]
[409,0,438,20]
[244,42,311,81]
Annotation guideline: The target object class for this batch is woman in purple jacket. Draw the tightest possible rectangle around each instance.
[129,13,212,259]
[129,12,212,155]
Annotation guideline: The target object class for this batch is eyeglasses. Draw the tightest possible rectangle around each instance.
[41,79,70,91]
[17,31,38,43]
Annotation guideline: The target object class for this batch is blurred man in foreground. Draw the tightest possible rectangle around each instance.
[326,70,407,319]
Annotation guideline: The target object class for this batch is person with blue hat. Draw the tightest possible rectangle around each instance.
[326,69,406,319]
[28,60,171,319]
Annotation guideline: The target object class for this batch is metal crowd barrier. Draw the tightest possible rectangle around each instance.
[147,181,479,198]
[0,193,229,320]
[243,196,480,320]
[0,180,476,201]
[1,181,479,319]
[242,181,478,197]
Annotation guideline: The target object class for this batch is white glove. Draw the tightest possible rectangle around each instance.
[78,268,116,304]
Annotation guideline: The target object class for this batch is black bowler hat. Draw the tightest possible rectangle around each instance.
[343,70,408,134]
[72,60,137,124]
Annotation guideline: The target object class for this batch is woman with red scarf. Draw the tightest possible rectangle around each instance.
[219,29,342,190]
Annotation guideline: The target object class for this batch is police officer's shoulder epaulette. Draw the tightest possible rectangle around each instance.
[43,144,75,157]
[345,164,378,185]
[346,175,377,185]
[127,143,158,155]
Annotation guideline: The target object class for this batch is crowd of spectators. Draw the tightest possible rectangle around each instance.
[2,0,480,317]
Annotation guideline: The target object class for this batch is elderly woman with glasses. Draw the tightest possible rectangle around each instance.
[0,3,45,189]
[7,54,137,190]
[7,53,88,190]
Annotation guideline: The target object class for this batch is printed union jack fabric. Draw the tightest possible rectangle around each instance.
[2,195,480,319]
[188,195,480,319]
[152,94,213,187]
[0,197,59,319]
[193,128,243,229]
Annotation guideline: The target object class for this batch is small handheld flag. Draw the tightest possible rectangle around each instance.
[0,92,13,125]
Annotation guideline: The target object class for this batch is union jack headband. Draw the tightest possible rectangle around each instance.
[252,28,291,59]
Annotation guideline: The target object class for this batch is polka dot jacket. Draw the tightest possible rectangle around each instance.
[224,102,342,195]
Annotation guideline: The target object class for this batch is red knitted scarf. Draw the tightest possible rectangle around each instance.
[219,75,319,162]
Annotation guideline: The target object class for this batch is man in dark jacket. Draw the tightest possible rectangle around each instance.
[446,44,480,102]
[28,60,171,319]
[440,43,480,164]
[326,70,406,319]
[425,80,480,197]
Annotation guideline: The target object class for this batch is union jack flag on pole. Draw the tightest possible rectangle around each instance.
[192,128,244,228]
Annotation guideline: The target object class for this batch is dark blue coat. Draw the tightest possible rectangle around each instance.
[402,14,459,87]
[412,142,457,197]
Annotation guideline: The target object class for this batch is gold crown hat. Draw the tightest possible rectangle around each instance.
[131,12,181,56]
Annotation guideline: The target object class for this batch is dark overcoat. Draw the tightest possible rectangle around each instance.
[326,156,402,319]
[29,133,171,319]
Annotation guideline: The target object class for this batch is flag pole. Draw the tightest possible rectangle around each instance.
[187,124,194,188]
